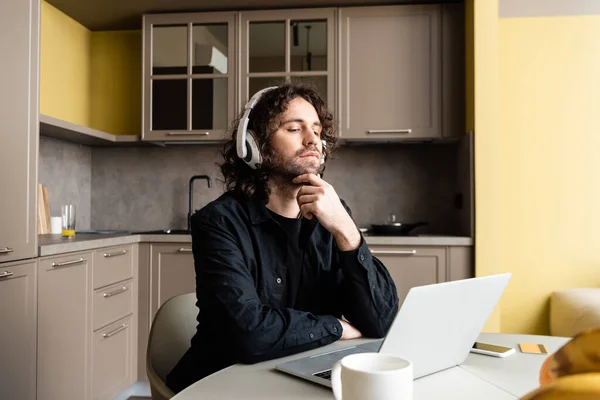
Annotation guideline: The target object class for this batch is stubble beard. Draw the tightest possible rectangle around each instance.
[269,152,321,185]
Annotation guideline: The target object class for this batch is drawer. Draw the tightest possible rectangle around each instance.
[92,315,133,400]
[93,245,133,289]
[93,279,134,331]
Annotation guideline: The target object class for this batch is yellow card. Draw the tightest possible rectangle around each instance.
[519,343,548,354]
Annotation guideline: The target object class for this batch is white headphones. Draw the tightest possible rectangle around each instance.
[236,86,327,169]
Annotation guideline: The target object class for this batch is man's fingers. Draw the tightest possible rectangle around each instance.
[299,203,314,219]
[297,194,319,205]
[293,173,324,186]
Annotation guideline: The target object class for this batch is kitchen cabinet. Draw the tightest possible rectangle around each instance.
[0,0,39,263]
[0,260,37,400]
[442,2,466,139]
[369,245,473,304]
[142,12,236,142]
[136,242,196,382]
[149,243,197,319]
[339,5,442,141]
[38,251,93,400]
[239,8,335,112]
[38,245,138,400]
[91,244,137,400]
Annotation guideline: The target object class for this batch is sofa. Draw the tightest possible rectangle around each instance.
[550,288,600,337]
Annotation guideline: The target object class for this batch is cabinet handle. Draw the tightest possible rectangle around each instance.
[370,250,417,256]
[103,249,128,258]
[178,248,193,253]
[51,258,86,268]
[0,247,14,254]
[102,324,128,338]
[366,129,412,135]
[0,271,14,279]
[166,132,210,136]
[103,286,128,298]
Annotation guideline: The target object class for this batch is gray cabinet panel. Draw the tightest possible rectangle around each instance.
[0,260,37,400]
[370,246,446,304]
[38,252,92,400]
[0,0,39,263]
[339,5,441,140]
[150,243,196,321]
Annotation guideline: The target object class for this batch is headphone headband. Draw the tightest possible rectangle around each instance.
[236,87,278,162]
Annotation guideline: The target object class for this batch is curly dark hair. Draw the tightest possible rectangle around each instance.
[219,82,338,200]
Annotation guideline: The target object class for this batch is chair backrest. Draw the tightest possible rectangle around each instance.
[147,293,199,382]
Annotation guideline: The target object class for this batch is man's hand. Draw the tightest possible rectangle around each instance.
[293,174,361,251]
[337,319,363,340]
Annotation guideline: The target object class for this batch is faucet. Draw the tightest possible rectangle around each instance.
[188,175,212,232]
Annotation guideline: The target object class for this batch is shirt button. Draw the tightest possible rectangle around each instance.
[309,333,314,339]
[276,278,282,284]
[333,327,338,333]
[359,254,365,261]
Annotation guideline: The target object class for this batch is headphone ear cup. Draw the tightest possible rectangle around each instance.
[244,130,262,169]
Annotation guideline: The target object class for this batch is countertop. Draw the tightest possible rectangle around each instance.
[38,233,472,257]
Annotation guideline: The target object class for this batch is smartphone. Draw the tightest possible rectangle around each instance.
[470,342,516,358]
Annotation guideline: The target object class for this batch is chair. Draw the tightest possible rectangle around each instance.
[146,293,199,400]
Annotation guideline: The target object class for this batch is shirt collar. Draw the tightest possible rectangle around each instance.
[246,195,319,232]
[247,195,272,225]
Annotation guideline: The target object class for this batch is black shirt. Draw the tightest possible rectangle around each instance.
[267,209,310,305]
[166,192,399,393]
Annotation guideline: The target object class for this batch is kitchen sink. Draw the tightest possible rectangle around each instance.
[133,229,191,235]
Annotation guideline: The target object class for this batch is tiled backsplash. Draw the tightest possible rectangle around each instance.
[90,142,460,234]
[39,137,92,229]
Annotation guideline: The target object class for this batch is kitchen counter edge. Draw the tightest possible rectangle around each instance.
[38,233,473,257]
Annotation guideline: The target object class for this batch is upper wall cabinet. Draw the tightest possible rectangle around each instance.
[239,9,335,114]
[339,5,442,141]
[142,12,236,142]
[0,0,39,263]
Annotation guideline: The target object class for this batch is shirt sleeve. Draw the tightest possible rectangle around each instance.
[192,213,343,364]
[335,202,400,338]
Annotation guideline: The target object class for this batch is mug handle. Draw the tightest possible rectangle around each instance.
[331,361,343,400]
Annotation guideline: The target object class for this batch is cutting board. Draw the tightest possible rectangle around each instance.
[37,184,51,234]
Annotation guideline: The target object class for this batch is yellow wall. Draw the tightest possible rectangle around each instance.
[40,1,91,127]
[41,1,142,135]
[91,31,142,135]
[473,2,600,334]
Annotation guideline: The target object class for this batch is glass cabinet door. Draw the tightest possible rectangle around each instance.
[143,13,235,141]
[240,9,335,113]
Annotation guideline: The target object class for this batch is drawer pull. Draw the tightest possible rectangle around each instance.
[0,271,14,279]
[52,258,86,268]
[366,129,412,135]
[103,286,128,298]
[166,131,210,136]
[0,247,14,254]
[178,248,193,253]
[103,249,128,258]
[370,250,417,256]
[102,324,128,338]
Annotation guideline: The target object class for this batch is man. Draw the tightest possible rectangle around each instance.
[166,83,399,393]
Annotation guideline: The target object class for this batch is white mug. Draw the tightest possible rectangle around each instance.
[331,352,413,400]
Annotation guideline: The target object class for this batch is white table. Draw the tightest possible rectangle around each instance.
[172,333,569,400]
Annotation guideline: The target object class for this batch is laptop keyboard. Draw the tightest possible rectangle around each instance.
[313,369,332,380]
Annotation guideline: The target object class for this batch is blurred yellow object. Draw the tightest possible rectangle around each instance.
[548,327,600,380]
[524,327,600,399]
[521,373,600,400]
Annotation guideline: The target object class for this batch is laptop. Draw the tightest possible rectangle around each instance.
[276,273,512,387]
